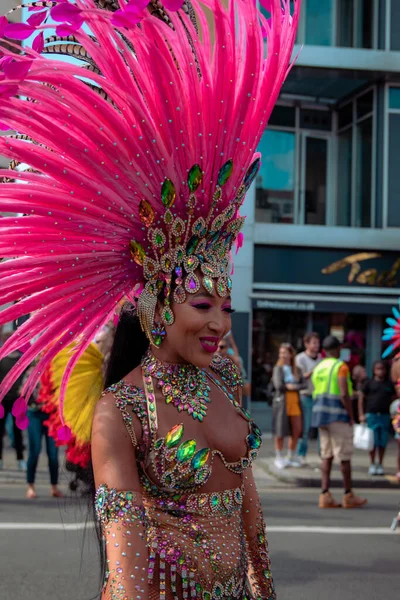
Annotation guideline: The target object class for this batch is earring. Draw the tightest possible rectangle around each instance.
[151,321,166,347]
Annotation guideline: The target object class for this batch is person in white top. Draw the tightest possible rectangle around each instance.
[295,332,322,464]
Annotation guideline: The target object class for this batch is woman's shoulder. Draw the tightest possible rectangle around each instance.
[210,354,243,390]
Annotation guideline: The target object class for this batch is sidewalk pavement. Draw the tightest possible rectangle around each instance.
[256,436,400,489]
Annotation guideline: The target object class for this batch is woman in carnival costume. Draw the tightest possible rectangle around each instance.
[0,1,301,598]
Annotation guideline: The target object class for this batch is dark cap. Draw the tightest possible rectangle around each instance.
[322,335,341,351]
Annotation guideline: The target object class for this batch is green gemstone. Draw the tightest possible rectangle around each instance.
[165,424,184,448]
[203,593,211,600]
[203,276,213,295]
[154,439,163,449]
[214,584,223,597]
[155,233,164,245]
[161,178,176,208]
[129,240,145,266]
[164,308,173,324]
[186,235,199,256]
[188,164,203,192]
[244,157,261,190]
[211,494,220,508]
[247,433,261,450]
[217,159,233,186]
[176,439,196,462]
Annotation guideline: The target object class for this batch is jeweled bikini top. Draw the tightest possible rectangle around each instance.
[108,356,262,495]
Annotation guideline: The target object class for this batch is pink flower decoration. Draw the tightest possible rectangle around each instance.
[32,32,45,54]
[0,404,4,419]
[57,425,72,443]
[3,59,33,81]
[163,0,184,10]
[0,122,10,131]
[50,2,84,28]
[16,414,29,431]
[27,11,47,28]
[4,23,36,40]
[56,24,80,37]
[12,396,27,418]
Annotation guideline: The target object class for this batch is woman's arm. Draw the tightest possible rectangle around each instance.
[92,394,149,600]
[242,468,276,599]
[272,366,285,394]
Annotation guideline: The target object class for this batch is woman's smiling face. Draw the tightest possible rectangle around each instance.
[152,282,235,368]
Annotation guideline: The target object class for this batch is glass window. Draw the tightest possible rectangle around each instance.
[358,0,374,49]
[305,0,333,46]
[304,137,328,225]
[357,90,374,119]
[355,117,372,227]
[300,109,332,131]
[389,87,400,110]
[337,129,352,227]
[337,0,355,47]
[256,130,295,224]
[269,105,296,128]
[338,103,353,130]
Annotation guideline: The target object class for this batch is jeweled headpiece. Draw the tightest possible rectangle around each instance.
[134,158,258,342]
[0,0,301,415]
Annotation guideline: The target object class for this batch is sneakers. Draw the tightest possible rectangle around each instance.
[287,458,302,468]
[342,492,367,509]
[368,464,377,476]
[274,456,289,470]
[319,492,341,509]
[18,460,27,472]
[375,464,385,476]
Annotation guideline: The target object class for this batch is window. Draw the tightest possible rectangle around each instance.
[255,130,295,224]
[337,89,375,228]
[299,0,378,49]
[304,0,334,46]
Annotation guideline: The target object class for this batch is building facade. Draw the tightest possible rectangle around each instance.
[231,0,400,412]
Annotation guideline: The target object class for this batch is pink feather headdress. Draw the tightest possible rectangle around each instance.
[0,0,301,428]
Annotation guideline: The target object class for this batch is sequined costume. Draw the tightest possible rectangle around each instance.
[96,355,273,600]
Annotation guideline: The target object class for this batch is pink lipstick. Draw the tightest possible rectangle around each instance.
[199,337,219,353]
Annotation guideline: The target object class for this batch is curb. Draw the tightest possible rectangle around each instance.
[258,459,400,490]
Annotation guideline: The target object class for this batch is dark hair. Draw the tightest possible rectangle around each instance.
[104,306,149,388]
[89,305,149,593]
[322,335,341,351]
[304,331,319,345]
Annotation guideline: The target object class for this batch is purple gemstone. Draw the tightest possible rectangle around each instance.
[189,277,196,290]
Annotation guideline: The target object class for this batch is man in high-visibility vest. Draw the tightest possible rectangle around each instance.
[312,336,367,509]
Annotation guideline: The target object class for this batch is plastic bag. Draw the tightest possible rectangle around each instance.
[353,424,374,451]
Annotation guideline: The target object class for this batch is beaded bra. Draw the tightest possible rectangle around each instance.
[107,357,262,495]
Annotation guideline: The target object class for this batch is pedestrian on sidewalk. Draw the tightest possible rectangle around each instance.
[312,336,367,509]
[23,369,63,499]
[389,383,400,480]
[358,361,395,476]
[295,332,321,464]
[0,339,26,472]
[272,343,305,469]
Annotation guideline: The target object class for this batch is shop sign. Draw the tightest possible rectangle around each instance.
[254,245,400,289]
[322,252,400,287]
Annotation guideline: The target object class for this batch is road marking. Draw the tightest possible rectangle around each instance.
[267,526,396,535]
[0,522,94,531]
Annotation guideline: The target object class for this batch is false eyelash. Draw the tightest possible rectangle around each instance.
[224,308,236,314]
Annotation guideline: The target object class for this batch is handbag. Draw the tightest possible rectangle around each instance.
[353,423,374,451]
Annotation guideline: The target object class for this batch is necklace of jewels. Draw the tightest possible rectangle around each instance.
[141,350,221,422]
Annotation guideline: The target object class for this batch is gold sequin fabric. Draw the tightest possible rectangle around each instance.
[99,359,275,599]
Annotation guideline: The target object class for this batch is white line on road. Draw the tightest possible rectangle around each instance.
[267,526,396,535]
[0,523,396,534]
[0,522,95,531]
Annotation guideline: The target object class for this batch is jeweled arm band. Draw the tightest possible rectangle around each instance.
[95,484,146,527]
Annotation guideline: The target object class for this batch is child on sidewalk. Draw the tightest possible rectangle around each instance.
[359,361,395,476]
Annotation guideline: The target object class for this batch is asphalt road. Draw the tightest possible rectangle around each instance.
[0,480,399,600]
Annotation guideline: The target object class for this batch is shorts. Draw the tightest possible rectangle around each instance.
[366,413,391,448]
[286,391,301,417]
[319,421,353,462]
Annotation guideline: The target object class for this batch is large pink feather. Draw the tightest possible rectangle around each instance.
[0,0,302,418]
